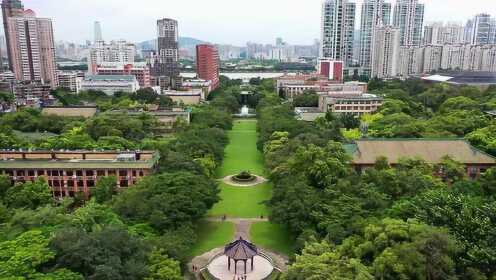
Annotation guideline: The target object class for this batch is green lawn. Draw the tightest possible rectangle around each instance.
[208,182,271,218]
[193,120,292,257]
[217,120,265,177]
[190,221,235,257]
[209,120,271,218]
[250,222,295,256]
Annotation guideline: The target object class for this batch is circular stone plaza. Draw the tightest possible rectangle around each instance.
[204,238,277,280]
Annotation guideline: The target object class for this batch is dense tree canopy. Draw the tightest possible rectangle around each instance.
[256,79,496,279]
[4,179,52,210]
[50,226,149,279]
[112,172,219,232]
[285,218,460,280]
[0,230,83,279]
[292,90,319,107]
[0,79,237,279]
[2,76,496,279]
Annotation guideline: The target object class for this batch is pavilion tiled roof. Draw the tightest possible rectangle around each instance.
[224,238,258,260]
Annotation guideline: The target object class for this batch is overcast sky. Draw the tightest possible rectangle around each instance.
[17,0,496,46]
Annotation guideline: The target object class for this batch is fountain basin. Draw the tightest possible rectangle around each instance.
[232,171,257,183]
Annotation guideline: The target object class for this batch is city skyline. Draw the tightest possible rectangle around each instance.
[10,0,496,46]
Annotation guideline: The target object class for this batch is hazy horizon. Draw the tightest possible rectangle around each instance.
[11,0,496,46]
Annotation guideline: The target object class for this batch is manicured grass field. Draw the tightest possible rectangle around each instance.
[217,120,265,177]
[250,222,295,256]
[190,221,235,257]
[193,120,292,258]
[209,120,271,218]
[208,182,272,218]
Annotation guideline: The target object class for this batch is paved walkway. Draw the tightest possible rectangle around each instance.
[206,217,268,241]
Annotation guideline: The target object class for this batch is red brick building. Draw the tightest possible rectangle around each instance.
[196,44,220,90]
[0,150,159,198]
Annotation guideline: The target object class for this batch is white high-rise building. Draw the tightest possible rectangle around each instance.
[398,44,496,75]
[424,22,464,45]
[471,14,492,45]
[87,40,135,74]
[320,0,356,66]
[490,19,496,44]
[358,0,391,71]
[423,22,442,45]
[371,25,400,78]
[480,45,496,71]
[94,21,103,43]
[440,44,465,70]
[461,44,496,71]
[443,23,465,45]
[393,0,425,46]
[397,46,423,77]
[464,20,474,44]
[422,45,443,73]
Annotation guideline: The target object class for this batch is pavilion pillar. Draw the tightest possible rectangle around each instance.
[244,259,247,274]
[251,256,254,271]
[228,257,231,271]
[235,260,237,274]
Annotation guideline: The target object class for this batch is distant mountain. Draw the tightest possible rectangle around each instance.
[179,37,207,47]
[137,37,208,50]
[137,39,156,50]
